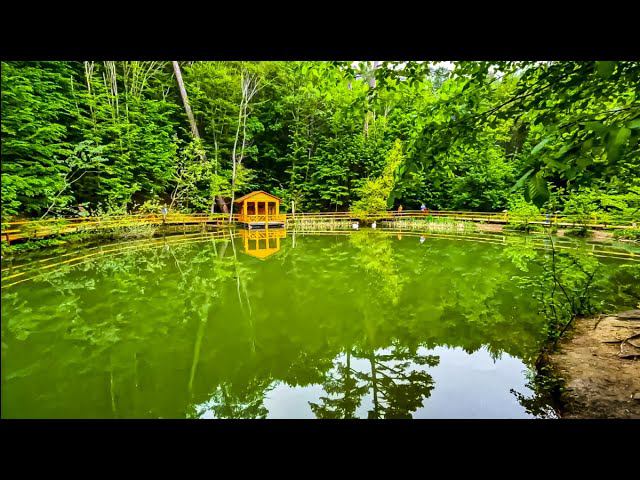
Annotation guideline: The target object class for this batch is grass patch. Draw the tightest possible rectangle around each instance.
[102,223,157,239]
[380,216,477,233]
[613,228,640,241]
[289,218,353,231]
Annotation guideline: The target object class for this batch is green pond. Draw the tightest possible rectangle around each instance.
[1,229,638,419]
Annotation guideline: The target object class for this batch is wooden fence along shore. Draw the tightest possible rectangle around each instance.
[1,209,638,245]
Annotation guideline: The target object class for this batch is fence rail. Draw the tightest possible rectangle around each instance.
[286,210,638,228]
[2,209,638,244]
[237,214,287,224]
[1,213,238,244]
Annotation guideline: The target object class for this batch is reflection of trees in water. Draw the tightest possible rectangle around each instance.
[349,230,402,306]
[1,234,268,417]
[510,372,561,419]
[185,235,275,418]
[361,346,438,419]
[3,232,634,418]
[392,235,547,363]
[604,263,640,309]
[228,233,258,354]
[309,232,439,419]
[188,379,273,419]
[350,232,437,419]
[501,235,538,273]
[309,349,366,419]
[310,345,439,419]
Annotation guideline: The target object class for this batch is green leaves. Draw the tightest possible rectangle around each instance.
[511,168,535,193]
[524,172,550,207]
[2,60,639,220]
[584,121,606,134]
[614,127,631,145]
[595,61,616,78]
[606,126,631,162]
[351,140,404,215]
[531,137,552,155]
[1,61,77,218]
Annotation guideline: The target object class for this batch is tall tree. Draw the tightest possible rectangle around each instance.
[172,61,228,213]
[228,69,260,220]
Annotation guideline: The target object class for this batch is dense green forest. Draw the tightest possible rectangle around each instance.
[2,61,639,220]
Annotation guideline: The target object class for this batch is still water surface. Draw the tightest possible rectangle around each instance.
[2,229,637,418]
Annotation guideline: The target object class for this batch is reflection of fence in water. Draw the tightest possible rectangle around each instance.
[2,228,637,290]
[1,231,240,289]
[292,229,640,262]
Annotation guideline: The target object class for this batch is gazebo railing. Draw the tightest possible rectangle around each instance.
[237,214,287,223]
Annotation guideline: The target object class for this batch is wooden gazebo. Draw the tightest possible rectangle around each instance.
[234,191,286,229]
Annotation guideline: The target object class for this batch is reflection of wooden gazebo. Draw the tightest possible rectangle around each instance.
[240,228,286,260]
[234,191,286,229]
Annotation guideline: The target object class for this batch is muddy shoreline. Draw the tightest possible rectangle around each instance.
[548,311,640,418]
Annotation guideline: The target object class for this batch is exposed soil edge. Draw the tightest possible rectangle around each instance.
[547,311,640,418]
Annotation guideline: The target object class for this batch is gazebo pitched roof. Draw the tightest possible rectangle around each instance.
[233,191,282,203]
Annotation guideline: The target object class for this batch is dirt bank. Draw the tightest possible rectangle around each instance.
[549,310,640,418]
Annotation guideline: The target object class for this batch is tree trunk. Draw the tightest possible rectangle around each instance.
[172,61,201,140]
[364,61,379,137]
[172,61,228,214]
[229,71,259,222]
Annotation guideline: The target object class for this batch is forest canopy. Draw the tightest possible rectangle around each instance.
[1,60,639,220]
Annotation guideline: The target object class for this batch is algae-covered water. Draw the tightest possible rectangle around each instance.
[1,229,638,418]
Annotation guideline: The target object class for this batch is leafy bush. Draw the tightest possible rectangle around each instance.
[138,199,164,214]
[505,195,541,232]
[517,240,602,346]
[564,227,591,238]
[350,140,404,217]
[613,228,640,241]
